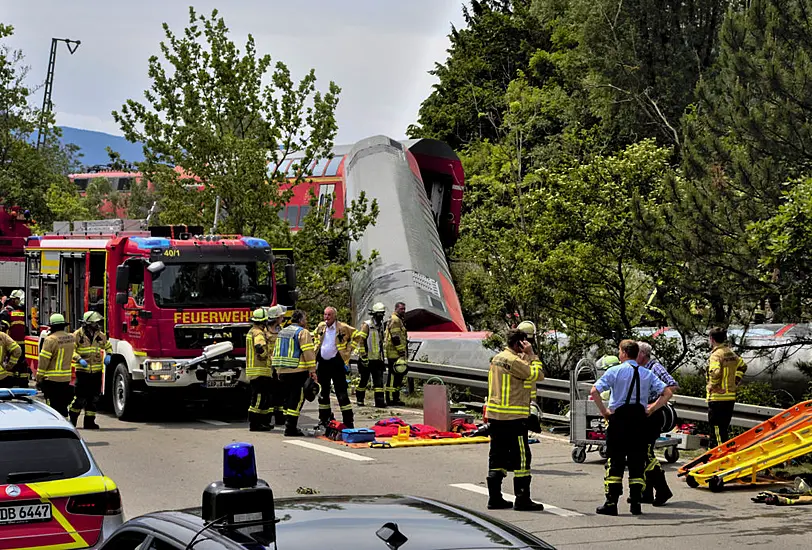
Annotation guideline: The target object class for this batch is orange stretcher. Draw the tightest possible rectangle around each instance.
[678,400,812,478]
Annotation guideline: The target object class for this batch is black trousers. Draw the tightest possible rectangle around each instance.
[280,371,309,426]
[69,372,102,418]
[248,376,274,426]
[604,404,647,501]
[0,376,14,388]
[41,380,74,418]
[708,400,735,448]
[317,355,353,425]
[11,355,29,387]
[386,358,406,403]
[357,359,385,406]
[488,419,532,478]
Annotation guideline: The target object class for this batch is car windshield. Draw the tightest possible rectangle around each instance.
[0,429,91,483]
[152,262,269,308]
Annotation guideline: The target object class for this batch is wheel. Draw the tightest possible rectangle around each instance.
[685,475,699,488]
[708,476,725,493]
[572,447,587,464]
[664,446,679,463]
[598,446,609,459]
[112,364,137,420]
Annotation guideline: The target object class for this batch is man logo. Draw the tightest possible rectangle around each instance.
[5,485,21,498]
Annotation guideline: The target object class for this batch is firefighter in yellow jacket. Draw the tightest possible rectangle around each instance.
[355,302,388,408]
[384,301,408,406]
[246,308,274,432]
[272,309,318,437]
[485,325,545,511]
[36,313,76,418]
[312,306,362,428]
[69,311,112,429]
[0,320,23,389]
[707,326,748,447]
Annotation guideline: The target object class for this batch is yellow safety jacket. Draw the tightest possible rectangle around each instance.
[37,330,76,383]
[385,313,407,360]
[313,321,361,364]
[246,325,272,380]
[357,319,386,363]
[707,344,747,401]
[72,328,112,374]
[486,348,543,421]
[0,332,22,381]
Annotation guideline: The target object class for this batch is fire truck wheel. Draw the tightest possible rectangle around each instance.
[112,363,137,420]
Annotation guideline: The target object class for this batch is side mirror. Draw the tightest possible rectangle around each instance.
[147,261,165,274]
[115,292,128,305]
[115,265,130,292]
[284,264,297,289]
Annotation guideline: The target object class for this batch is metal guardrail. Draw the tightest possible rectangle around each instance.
[407,361,784,429]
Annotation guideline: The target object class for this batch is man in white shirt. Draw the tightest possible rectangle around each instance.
[312,307,361,428]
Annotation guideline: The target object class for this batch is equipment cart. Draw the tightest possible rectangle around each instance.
[569,359,680,464]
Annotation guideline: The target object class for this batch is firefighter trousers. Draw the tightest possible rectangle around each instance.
[604,404,647,502]
[280,371,309,428]
[357,359,385,407]
[317,355,353,426]
[488,419,532,479]
[41,380,74,418]
[0,376,14,388]
[11,355,29,387]
[248,375,284,427]
[69,372,102,418]
[386,358,406,404]
[708,400,735,448]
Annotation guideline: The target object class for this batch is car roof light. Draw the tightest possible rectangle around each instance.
[0,388,38,400]
[223,442,257,489]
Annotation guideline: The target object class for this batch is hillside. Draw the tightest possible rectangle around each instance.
[58,126,145,168]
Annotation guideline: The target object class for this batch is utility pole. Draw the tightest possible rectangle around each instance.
[36,38,81,150]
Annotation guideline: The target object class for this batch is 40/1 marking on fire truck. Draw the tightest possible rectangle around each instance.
[173,310,251,324]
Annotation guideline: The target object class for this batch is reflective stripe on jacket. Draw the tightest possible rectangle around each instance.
[37,330,76,382]
[0,332,22,380]
[486,348,543,421]
[707,344,747,401]
[358,320,385,362]
[273,324,317,374]
[72,328,112,374]
[313,321,361,364]
[246,325,272,379]
[8,309,26,343]
[385,313,407,360]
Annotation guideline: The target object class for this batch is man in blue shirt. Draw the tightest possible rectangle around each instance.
[590,340,674,516]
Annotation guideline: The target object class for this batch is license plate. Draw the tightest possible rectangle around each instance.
[206,375,236,389]
[0,503,52,525]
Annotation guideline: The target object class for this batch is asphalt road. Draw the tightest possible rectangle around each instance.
[80,400,809,550]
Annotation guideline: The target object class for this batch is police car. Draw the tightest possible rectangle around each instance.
[0,388,123,549]
[98,442,556,550]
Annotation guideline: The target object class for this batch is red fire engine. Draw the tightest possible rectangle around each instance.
[23,219,297,420]
[0,205,33,296]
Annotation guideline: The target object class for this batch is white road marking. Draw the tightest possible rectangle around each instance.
[450,483,583,517]
[199,419,230,426]
[286,440,375,462]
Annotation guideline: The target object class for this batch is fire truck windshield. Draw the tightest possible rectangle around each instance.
[152,262,269,308]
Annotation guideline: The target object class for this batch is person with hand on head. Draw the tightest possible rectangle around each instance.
[590,339,674,516]
[706,327,747,448]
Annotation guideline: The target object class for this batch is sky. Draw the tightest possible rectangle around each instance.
[1,0,467,144]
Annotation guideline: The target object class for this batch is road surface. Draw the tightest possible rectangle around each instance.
[81,400,808,549]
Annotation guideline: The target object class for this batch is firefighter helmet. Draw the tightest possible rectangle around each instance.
[0,319,9,332]
[370,302,386,314]
[517,321,537,337]
[596,355,621,370]
[528,402,542,433]
[393,357,408,374]
[83,311,103,324]
[266,305,286,319]
[303,377,321,402]
[250,308,269,323]
[9,289,24,300]
[49,313,66,326]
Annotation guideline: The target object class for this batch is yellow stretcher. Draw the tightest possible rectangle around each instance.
[686,424,812,491]
[369,436,491,449]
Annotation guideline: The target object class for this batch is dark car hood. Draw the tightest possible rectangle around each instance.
[183,495,554,550]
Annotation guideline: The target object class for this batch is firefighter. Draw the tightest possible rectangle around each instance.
[0,320,23,389]
[246,308,274,432]
[69,311,112,429]
[590,340,673,516]
[272,309,317,437]
[707,327,748,448]
[313,306,361,428]
[384,301,408,406]
[0,289,29,387]
[485,328,545,511]
[355,302,387,408]
[36,313,76,418]
[265,305,288,426]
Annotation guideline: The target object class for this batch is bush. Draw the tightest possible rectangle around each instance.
[673,373,706,398]
[737,382,782,408]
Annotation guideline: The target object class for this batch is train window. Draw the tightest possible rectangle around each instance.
[310,157,331,177]
[324,156,341,176]
[285,205,299,227]
[298,206,311,226]
[286,160,302,178]
[74,178,89,190]
[277,208,286,221]
[118,177,133,191]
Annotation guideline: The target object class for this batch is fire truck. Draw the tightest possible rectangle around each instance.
[0,205,33,296]
[23,219,297,420]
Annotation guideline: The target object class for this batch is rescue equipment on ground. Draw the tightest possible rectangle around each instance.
[342,428,376,443]
[752,478,812,505]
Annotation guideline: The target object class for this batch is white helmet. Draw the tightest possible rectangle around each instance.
[370,302,386,314]
[9,289,24,301]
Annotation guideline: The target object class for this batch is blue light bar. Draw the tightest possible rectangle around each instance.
[240,237,270,248]
[223,442,258,489]
[130,237,171,250]
[0,388,38,398]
